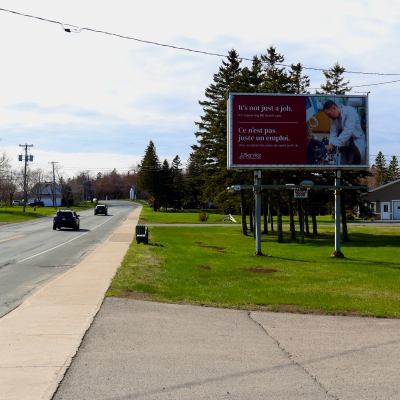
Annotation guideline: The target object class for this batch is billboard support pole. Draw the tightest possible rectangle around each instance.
[254,170,263,256]
[299,198,305,243]
[332,170,344,258]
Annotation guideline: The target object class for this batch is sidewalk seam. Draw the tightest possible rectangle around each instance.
[247,312,339,400]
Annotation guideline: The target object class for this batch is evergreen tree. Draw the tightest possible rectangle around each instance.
[171,155,186,209]
[260,46,291,93]
[235,55,264,93]
[137,141,161,210]
[185,153,202,208]
[388,155,399,182]
[191,49,242,204]
[158,159,174,211]
[288,63,310,94]
[318,62,351,94]
[374,151,388,187]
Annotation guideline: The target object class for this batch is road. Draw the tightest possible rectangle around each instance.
[0,200,138,318]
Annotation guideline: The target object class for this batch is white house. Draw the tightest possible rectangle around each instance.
[28,182,62,207]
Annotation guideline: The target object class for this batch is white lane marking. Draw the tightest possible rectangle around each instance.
[17,211,122,263]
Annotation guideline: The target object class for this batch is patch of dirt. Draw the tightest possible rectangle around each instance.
[242,268,278,274]
[139,218,149,221]
[252,304,364,317]
[123,292,155,301]
[198,266,212,270]
[195,242,230,253]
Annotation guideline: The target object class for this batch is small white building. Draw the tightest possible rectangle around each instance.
[28,182,62,207]
[363,179,400,220]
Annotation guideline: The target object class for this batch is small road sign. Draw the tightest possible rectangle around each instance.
[294,190,308,199]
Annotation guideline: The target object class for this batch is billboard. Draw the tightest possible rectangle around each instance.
[227,93,369,170]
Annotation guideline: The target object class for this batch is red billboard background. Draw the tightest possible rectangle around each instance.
[230,94,306,166]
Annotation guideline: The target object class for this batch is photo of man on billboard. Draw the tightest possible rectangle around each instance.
[306,96,367,167]
[323,100,366,165]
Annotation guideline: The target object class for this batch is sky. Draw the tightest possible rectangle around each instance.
[0,0,399,179]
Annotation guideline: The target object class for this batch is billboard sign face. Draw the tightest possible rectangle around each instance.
[227,93,369,170]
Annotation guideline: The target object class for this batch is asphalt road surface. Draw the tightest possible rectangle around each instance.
[0,200,139,318]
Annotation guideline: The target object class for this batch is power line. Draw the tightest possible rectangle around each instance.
[309,76,400,90]
[1,7,400,78]
[349,79,400,88]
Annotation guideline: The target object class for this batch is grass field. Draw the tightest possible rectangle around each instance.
[108,206,400,318]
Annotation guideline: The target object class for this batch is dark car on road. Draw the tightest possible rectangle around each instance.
[28,201,45,207]
[94,205,108,215]
[53,209,80,230]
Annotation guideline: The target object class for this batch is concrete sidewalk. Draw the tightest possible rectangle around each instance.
[52,299,400,400]
[0,207,142,400]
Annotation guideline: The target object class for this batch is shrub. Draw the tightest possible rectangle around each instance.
[199,212,209,222]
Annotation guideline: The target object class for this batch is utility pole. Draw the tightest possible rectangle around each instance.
[82,174,86,206]
[48,161,58,208]
[19,144,33,212]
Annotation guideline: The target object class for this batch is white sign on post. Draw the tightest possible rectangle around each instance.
[294,190,308,199]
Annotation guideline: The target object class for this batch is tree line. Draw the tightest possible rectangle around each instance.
[370,152,400,188]
[0,152,140,206]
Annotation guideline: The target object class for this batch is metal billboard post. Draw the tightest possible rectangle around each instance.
[254,170,263,256]
[333,171,344,258]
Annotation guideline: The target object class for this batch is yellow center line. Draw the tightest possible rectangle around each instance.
[0,235,25,243]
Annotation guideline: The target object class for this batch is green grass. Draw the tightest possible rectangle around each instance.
[107,223,400,318]
[0,203,95,223]
[139,204,365,225]
[139,206,240,224]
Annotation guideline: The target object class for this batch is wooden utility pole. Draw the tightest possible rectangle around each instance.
[19,144,33,212]
[48,161,58,208]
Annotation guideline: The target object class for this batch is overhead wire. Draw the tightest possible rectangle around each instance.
[0,7,399,81]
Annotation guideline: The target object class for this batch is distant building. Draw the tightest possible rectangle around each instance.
[363,179,400,220]
[130,186,137,201]
[28,182,62,207]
